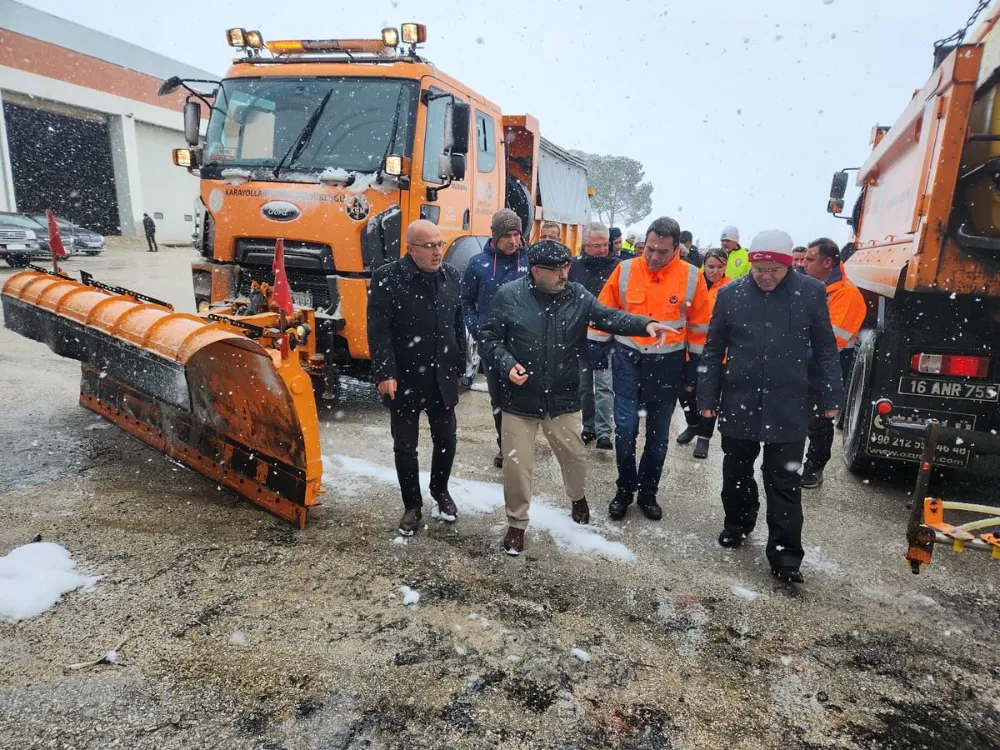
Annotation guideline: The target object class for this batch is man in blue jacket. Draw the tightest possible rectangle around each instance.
[461,208,529,467]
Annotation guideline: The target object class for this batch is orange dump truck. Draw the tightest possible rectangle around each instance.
[161,24,591,401]
[827,5,1000,476]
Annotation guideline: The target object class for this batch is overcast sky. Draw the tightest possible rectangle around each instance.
[22,0,983,247]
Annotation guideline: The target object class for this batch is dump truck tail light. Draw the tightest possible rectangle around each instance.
[910,353,989,378]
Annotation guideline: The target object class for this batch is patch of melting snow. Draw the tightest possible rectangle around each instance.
[323,454,636,561]
[390,536,408,546]
[0,543,100,623]
[571,648,591,663]
[399,585,420,606]
[731,585,760,601]
[469,381,490,393]
[230,631,246,645]
[85,421,112,431]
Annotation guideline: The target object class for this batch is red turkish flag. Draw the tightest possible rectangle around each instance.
[47,209,68,260]
[271,238,294,316]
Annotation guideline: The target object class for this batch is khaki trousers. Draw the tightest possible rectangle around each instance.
[501,411,587,530]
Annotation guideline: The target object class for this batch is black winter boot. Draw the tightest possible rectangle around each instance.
[676,425,698,445]
[636,492,662,521]
[608,490,633,520]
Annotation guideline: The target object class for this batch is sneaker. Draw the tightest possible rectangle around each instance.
[801,465,824,489]
[595,436,614,451]
[718,529,745,548]
[493,450,504,469]
[772,567,805,584]
[431,491,458,522]
[581,430,597,445]
[608,490,633,520]
[637,492,662,521]
[571,498,590,525]
[676,425,698,445]
[398,507,422,536]
[692,437,710,459]
[502,527,525,556]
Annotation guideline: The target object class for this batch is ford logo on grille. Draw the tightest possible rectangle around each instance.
[261,201,301,222]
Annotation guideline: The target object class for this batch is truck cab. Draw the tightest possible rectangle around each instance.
[163,24,588,400]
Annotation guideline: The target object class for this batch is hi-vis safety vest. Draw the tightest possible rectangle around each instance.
[827,265,866,350]
[589,254,712,355]
[725,247,750,279]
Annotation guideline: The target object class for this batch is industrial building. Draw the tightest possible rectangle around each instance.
[0,0,217,242]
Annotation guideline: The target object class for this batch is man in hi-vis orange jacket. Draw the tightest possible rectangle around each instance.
[801,237,867,488]
[590,216,712,521]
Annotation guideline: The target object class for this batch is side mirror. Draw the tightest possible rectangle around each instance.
[438,153,467,182]
[183,100,201,147]
[443,101,471,155]
[158,76,183,96]
[830,171,849,201]
[827,198,845,215]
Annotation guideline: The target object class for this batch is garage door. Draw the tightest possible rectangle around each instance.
[135,122,200,244]
[4,99,120,235]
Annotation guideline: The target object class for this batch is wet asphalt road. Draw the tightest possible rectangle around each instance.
[0,246,997,749]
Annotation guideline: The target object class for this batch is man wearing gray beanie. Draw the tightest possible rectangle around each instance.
[461,208,529,467]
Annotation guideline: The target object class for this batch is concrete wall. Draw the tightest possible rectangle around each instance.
[0,67,203,239]
[0,2,218,240]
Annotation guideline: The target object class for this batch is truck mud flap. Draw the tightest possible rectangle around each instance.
[1,270,322,527]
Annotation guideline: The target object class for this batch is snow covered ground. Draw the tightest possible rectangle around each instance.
[0,542,99,623]
[322,454,635,561]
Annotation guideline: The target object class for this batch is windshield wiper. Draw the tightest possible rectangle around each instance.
[273,89,334,178]
[376,85,407,184]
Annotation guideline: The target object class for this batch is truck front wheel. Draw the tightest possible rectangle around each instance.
[460,328,481,392]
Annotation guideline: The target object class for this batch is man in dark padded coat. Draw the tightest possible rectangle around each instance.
[480,240,671,556]
[698,229,844,584]
[367,219,467,537]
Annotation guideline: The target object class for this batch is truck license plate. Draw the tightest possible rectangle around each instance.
[291,290,312,308]
[868,406,976,468]
[898,377,999,402]
[4,243,26,250]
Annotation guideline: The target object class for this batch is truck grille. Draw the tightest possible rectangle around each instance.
[0,229,28,241]
[238,266,336,311]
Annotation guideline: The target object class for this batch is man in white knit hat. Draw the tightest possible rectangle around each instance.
[697,229,844,584]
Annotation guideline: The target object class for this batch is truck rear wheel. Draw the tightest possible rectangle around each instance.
[842,332,876,474]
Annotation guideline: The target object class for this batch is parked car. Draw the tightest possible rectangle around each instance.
[0,213,43,268]
[28,214,106,256]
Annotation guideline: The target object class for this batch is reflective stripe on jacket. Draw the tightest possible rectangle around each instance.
[589,253,712,355]
[827,264,866,350]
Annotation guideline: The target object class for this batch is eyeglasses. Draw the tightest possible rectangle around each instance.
[409,241,446,250]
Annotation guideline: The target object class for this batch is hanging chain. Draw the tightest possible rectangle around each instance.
[934,0,992,50]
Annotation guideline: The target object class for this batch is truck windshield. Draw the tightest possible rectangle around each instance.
[202,77,418,177]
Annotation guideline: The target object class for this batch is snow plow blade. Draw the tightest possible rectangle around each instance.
[1,269,322,528]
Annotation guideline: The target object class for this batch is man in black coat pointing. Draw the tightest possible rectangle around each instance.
[367,219,467,537]
[698,229,844,584]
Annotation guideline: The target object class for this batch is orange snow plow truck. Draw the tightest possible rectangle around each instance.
[164,23,591,401]
[828,5,1000,481]
[0,24,591,529]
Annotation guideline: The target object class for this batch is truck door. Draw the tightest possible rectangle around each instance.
[411,85,472,244]
[470,109,502,237]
